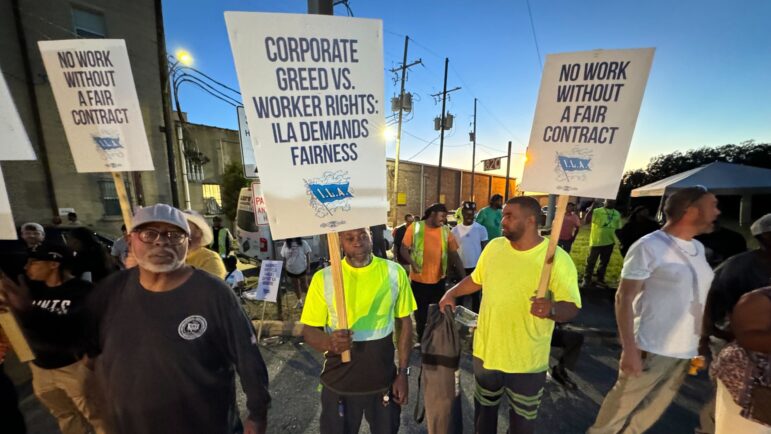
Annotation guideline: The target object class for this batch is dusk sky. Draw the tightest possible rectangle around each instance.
[163,0,771,180]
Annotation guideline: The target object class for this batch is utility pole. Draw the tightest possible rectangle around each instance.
[470,98,477,202]
[390,37,421,227]
[504,141,512,200]
[155,0,180,207]
[432,58,460,202]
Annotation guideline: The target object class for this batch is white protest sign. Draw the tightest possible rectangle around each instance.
[521,48,654,198]
[0,167,17,240]
[237,106,258,178]
[38,39,154,172]
[251,181,269,226]
[0,69,36,160]
[226,12,388,240]
[248,260,283,303]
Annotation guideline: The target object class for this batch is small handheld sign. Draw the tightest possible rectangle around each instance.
[521,48,654,297]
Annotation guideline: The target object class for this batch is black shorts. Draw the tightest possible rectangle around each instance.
[286,270,306,279]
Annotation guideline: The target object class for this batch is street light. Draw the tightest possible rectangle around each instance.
[175,49,193,66]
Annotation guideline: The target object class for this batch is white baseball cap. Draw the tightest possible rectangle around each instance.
[750,214,771,236]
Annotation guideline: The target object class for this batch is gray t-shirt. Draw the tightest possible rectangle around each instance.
[87,268,270,434]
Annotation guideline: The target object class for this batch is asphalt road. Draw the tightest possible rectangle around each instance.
[19,289,711,433]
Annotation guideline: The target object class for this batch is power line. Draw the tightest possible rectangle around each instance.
[524,0,544,71]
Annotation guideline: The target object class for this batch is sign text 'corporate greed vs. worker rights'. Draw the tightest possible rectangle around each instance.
[39,39,154,173]
[521,48,654,198]
[226,12,387,239]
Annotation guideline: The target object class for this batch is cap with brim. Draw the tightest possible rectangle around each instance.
[751,213,771,236]
[182,209,213,246]
[130,204,190,235]
[28,243,73,263]
[21,222,45,235]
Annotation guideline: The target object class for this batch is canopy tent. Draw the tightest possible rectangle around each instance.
[631,162,771,225]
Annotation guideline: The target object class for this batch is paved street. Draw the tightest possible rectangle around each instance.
[19,289,710,433]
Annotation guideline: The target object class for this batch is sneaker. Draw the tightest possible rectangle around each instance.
[551,365,577,390]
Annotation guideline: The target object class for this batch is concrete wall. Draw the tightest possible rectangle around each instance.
[1,0,172,238]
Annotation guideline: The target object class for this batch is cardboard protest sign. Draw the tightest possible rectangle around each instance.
[38,39,154,173]
[226,12,388,240]
[0,69,36,160]
[247,260,283,303]
[0,167,16,240]
[237,106,258,178]
[521,48,655,198]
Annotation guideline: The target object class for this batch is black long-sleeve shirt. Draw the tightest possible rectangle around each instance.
[87,268,270,434]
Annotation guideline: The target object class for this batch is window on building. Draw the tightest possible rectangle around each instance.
[202,184,222,206]
[98,180,121,216]
[72,7,106,38]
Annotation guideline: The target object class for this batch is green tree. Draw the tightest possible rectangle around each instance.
[221,162,249,223]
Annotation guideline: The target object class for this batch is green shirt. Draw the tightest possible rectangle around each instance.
[475,206,502,239]
[471,238,581,373]
[589,207,622,247]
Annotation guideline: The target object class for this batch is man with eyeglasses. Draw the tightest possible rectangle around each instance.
[85,204,271,434]
[582,199,622,289]
[589,186,719,434]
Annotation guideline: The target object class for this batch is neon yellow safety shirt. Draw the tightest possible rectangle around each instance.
[471,237,581,373]
[301,256,417,340]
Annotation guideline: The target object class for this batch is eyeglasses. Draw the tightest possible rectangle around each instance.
[134,228,188,245]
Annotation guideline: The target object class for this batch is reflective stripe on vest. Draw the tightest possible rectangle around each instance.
[217,229,231,256]
[410,221,449,275]
[321,259,401,342]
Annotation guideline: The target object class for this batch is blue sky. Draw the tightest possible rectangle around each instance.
[163,0,771,180]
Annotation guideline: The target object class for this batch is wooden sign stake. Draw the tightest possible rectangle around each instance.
[112,172,133,229]
[326,232,351,363]
[0,311,35,362]
[535,195,570,298]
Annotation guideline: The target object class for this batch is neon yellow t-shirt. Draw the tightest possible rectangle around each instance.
[471,237,581,373]
[589,207,622,247]
[301,256,417,341]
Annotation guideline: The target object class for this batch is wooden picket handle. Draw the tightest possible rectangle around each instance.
[326,232,351,363]
[535,195,570,298]
[111,172,133,229]
[0,311,35,362]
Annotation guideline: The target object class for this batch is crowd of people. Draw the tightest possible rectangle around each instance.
[0,189,769,434]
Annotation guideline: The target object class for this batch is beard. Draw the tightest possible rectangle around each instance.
[503,222,525,242]
[135,247,186,273]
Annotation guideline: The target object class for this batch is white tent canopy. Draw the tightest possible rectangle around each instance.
[631,161,771,225]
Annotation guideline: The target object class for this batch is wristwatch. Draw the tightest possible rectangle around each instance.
[398,367,411,376]
[549,305,557,320]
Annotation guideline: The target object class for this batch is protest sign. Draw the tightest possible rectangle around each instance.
[0,68,35,160]
[225,12,388,240]
[521,48,654,299]
[38,39,154,173]
[521,48,655,199]
[0,167,16,240]
[251,260,283,303]
[237,106,258,178]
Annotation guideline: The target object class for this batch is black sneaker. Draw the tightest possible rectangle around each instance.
[551,365,577,390]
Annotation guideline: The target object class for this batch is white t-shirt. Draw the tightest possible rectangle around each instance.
[280,240,312,274]
[225,269,245,289]
[451,222,489,269]
[621,230,714,359]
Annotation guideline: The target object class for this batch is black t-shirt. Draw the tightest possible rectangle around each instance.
[87,268,271,433]
[18,278,93,369]
[707,249,771,328]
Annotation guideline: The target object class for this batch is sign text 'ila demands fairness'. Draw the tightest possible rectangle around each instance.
[521,48,654,198]
[38,39,153,173]
[226,12,387,240]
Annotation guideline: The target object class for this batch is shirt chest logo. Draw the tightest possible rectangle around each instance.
[178,315,208,340]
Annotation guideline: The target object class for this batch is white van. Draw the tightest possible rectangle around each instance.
[234,187,326,267]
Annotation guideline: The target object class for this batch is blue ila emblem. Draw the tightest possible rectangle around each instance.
[554,147,593,187]
[305,171,353,221]
[93,135,125,168]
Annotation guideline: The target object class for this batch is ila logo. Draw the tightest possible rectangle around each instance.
[178,315,208,340]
